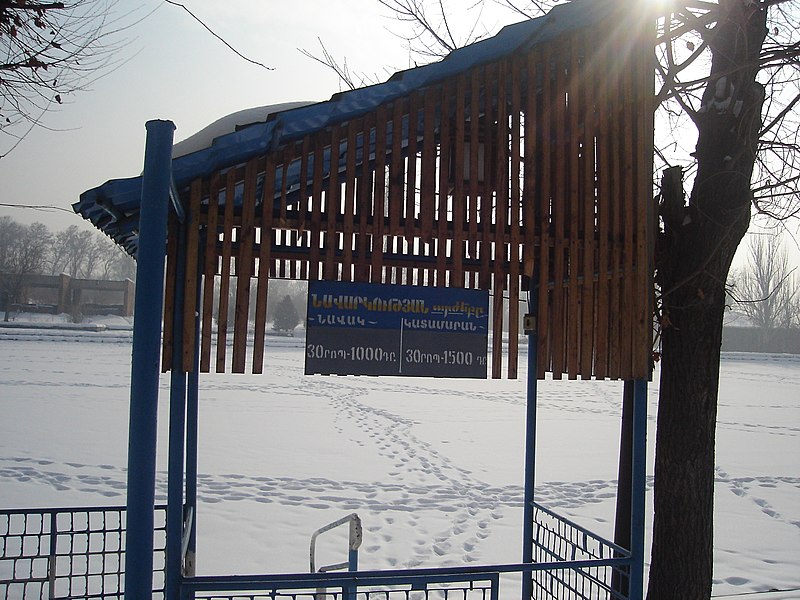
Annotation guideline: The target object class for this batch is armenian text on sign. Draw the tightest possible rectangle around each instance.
[305,281,489,378]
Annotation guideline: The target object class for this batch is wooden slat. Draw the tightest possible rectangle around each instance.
[372,105,388,283]
[508,58,523,379]
[436,82,452,287]
[579,32,598,380]
[298,136,311,233]
[537,46,553,379]
[550,44,568,380]
[420,87,438,244]
[325,125,341,280]
[343,119,358,282]
[232,159,258,373]
[309,135,325,281]
[491,61,509,379]
[200,173,221,372]
[252,156,276,374]
[608,65,624,381]
[480,65,495,292]
[452,74,467,288]
[634,27,654,378]
[215,168,236,373]
[566,41,581,380]
[468,69,481,260]
[356,117,373,282]
[182,178,203,372]
[161,211,179,372]
[405,93,419,246]
[621,38,637,379]
[593,34,612,379]
[523,50,537,302]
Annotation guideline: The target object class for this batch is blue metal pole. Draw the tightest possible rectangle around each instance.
[166,217,188,600]
[521,277,539,600]
[184,249,203,588]
[629,378,648,600]
[125,119,175,600]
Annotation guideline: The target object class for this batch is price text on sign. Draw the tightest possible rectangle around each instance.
[305,281,489,378]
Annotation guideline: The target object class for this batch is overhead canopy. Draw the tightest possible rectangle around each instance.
[76,0,632,257]
[75,0,656,380]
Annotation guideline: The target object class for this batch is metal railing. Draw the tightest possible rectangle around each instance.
[1,502,631,600]
[0,505,167,600]
[530,502,631,600]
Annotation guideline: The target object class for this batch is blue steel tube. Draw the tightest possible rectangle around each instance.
[521,276,539,600]
[125,119,175,600]
[184,254,202,585]
[629,378,648,600]
[166,218,188,600]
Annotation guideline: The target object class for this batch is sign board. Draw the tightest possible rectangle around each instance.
[305,281,489,378]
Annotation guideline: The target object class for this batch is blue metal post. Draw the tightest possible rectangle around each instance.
[166,217,188,600]
[521,277,539,600]
[125,119,175,600]
[184,250,203,590]
[629,378,648,600]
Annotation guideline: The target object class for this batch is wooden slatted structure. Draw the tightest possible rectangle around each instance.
[161,9,654,380]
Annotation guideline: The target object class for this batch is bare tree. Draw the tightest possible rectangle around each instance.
[732,233,799,332]
[0,217,51,319]
[0,0,134,157]
[317,1,800,598]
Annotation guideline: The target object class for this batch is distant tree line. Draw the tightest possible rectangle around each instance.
[0,216,135,309]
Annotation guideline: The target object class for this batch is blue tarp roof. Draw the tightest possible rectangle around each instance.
[74,0,614,255]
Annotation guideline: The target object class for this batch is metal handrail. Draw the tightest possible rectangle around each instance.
[309,513,362,574]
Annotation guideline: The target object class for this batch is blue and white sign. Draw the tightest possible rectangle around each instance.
[305,281,489,378]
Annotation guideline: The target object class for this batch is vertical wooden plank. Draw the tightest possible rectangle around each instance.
[537,46,553,379]
[523,50,538,295]
[420,87,438,244]
[550,43,568,380]
[468,68,481,262]
[580,33,598,380]
[508,58,523,380]
[634,24,655,379]
[253,155,276,374]
[356,116,373,282]
[200,173,221,373]
[389,101,404,237]
[491,61,509,379]
[232,159,258,373]
[298,136,311,233]
[436,82,452,287]
[608,51,624,381]
[620,37,637,380]
[452,74,467,289]
[372,105,388,283]
[161,211,179,372]
[480,64,495,292]
[309,134,325,282]
[566,40,582,380]
[215,168,236,373]
[594,35,612,379]
[325,125,341,280]
[405,93,420,286]
[182,178,202,372]
[342,119,358,282]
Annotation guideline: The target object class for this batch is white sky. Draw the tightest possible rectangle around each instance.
[0,0,796,269]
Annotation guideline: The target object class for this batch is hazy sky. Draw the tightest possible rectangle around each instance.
[0,0,796,267]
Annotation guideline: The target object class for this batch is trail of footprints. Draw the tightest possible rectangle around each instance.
[715,466,800,530]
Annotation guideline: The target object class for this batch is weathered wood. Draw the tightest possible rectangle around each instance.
[231,159,258,373]
[215,168,236,373]
[200,173,221,372]
[508,57,523,379]
[372,105,388,283]
[252,156,275,373]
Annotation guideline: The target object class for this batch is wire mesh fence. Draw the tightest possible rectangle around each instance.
[530,503,631,600]
[0,505,166,600]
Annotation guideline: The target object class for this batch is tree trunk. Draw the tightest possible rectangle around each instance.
[647,2,768,598]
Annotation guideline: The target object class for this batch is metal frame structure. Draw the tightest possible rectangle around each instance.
[37,2,657,599]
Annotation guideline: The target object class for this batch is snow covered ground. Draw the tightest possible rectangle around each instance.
[0,321,798,598]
